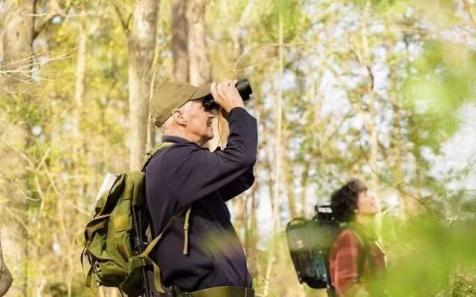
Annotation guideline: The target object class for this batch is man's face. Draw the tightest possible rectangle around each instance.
[357,191,379,216]
[183,100,216,145]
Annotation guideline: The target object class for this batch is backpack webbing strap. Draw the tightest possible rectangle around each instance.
[80,249,93,288]
[139,206,192,294]
[141,141,174,172]
[139,206,192,258]
[183,208,192,255]
[140,141,194,293]
[85,265,94,287]
[152,261,165,293]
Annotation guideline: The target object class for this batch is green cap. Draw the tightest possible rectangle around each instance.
[151,81,211,126]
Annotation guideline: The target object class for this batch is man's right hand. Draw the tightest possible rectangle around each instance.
[210,80,245,114]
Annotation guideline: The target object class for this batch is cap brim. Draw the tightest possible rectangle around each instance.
[190,83,211,100]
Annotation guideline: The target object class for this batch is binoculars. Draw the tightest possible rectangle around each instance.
[202,79,253,111]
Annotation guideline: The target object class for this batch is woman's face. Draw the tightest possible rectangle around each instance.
[357,191,378,216]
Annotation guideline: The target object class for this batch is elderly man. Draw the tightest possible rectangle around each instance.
[145,80,257,297]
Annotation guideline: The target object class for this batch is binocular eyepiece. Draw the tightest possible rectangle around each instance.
[202,79,253,111]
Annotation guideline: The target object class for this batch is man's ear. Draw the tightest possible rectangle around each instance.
[172,109,187,125]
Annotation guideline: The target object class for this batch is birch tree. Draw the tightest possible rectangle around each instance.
[0,0,35,295]
[171,0,189,82]
[128,0,159,170]
[187,0,211,85]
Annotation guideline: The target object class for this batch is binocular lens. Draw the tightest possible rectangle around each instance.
[201,79,252,112]
[202,99,218,112]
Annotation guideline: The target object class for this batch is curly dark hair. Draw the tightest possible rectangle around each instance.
[330,178,368,223]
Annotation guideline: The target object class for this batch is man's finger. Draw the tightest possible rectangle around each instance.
[217,82,226,98]
[210,82,219,99]
[210,82,216,97]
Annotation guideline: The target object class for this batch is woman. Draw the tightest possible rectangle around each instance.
[329,179,386,297]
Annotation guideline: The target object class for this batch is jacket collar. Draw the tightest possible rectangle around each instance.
[162,135,190,144]
[162,135,209,150]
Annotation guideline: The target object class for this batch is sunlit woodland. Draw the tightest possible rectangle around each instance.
[1,0,476,296]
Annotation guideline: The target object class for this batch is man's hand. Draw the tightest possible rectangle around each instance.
[210,80,244,113]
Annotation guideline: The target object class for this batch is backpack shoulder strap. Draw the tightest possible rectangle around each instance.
[140,206,192,294]
[138,207,191,258]
[141,141,174,172]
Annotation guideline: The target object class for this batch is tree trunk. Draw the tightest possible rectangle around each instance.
[232,196,246,239]
[389,69,407,218]
[1,1,35,296]
[72,22,87,164]
[245,183,259,277]
[72,23,88,245]
[272,14,284,233]
[1,0,35,88]
[360,0,379,190]
[185,0,227,153]
[299,162,310,217]
[283,131,297,218]
[368,89,379,189]
[171,0,189,82]
[128,0,159,170]
[187,0,211,85]
[264,14,285,297]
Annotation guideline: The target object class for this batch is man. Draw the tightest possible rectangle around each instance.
[145,80,257,297]
[329,179,386,297]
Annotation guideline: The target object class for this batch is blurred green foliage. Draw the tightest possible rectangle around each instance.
[403,41,476,140]
[378,214,476,297]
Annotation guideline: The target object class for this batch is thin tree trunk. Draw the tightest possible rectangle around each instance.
[147,18,162,151]
[171,0,189,82]
[283,131,297,218]
[245,183,258,276]
[389,69,407,218]
[72,23,87,164]
[232,196,246,238]
[273,14,284,232]
[72,22,88,238]
[1,1,35,296]
[361,0,379,190]
[187,0,211,85]
[368,91,378,189]
[128,0,159,170]
[264,14,284,297]
[300,162,310,217]
[463,0,476,27]
[301,82,320,217]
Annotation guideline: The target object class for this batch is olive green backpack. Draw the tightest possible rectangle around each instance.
[81,142,192,296]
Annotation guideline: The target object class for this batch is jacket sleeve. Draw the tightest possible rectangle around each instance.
[217,167,255,202]
[160,107,258,207]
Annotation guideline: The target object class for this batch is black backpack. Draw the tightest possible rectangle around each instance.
[286,205,340,290]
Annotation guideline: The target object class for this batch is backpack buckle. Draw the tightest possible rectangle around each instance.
[94,262,102,274]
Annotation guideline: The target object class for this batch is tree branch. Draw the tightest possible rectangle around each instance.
[111,1,130,35]
[463,0,476,28]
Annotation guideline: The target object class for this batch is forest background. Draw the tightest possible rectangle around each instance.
[1,0,476,296]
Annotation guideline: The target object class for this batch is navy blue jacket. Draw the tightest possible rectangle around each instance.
[145,107,258,292]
